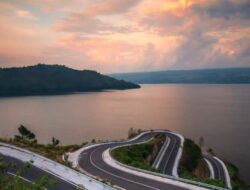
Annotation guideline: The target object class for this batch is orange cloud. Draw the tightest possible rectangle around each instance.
[0,0,249,72]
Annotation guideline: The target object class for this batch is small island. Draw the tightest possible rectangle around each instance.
[0,64,140,97]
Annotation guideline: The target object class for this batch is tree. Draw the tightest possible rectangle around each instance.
[128,128,138,139]
[18,125,36,140]
[52,137,60,146]
[181,139,202,172]
[207,148,214,155]
[18,125,29,138]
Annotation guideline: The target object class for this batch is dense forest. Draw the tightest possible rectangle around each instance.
[0,64,140,96]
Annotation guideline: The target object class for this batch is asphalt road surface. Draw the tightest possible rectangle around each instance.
[155,133,181,175]
[203,154,227,185]
[0,154,77,190]
[78,131,187,190]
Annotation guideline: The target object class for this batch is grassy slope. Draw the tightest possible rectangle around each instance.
[111,135,165,172]
[0,138,86,166]
[225,162,247,190]
[179,138,225,188]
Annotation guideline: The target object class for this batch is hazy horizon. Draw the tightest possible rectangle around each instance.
[0,0,250,73]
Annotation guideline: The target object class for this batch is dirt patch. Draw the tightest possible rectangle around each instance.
[194,158,210,179]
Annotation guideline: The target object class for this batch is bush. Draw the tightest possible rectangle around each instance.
[111,138,160,172]
[52,137,60,146]
[226,162,247,190]
[180,138,202,172]
[179,168,225,188]
[18,125,36,140]
[128,128,141,139]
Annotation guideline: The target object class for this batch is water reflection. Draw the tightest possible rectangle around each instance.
[0,84,249,182]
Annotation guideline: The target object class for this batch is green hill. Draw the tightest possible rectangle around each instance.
[110,68,250,84]
[0,64,140,96]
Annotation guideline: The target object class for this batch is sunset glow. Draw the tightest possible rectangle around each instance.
[0,0,249,73]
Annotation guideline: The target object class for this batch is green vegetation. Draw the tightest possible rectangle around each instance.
[225,162,247,190]
[111,135,164,173]
[179,167,225,187]
[14,125,36,144]
[127,128,142,139]
[179,138,225,188]
[0,64,140,97]
[1,125,86,164]
[51,137,60,147]
[180,138,202,172]
[180,160,248,189]
[18,125,36,140]
[0,158,58,190]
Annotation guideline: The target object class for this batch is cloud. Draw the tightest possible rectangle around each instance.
[15,10,38,21]
[53,0,141,34]
[0,0,249,72]
[53,12,135,34]
[172,30,216,68]
[192,0,250,20]
[82,0,142,16]
[133,0,250,70]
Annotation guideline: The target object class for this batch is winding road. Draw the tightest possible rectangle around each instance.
[152,133,182,176]
[203,153,231,188]
[0,130,231,190]
[77,131,197,190]
[0,142,115,190]
[75,130,231,190]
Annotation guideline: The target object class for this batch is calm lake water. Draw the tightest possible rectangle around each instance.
[0,84,249,183]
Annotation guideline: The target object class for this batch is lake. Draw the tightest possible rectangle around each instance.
[0,84,249,183]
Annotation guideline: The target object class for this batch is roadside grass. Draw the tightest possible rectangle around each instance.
[179,138,226,188]
[179,167,225,187]
[111,134,164,173]
[225,161,247,190]
[1,125,247,190]
[0,125,115,188]
[0,125,88,165]
[0,137,86,165]
[0,158,60,190]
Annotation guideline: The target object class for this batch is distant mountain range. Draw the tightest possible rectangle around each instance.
[0,64,140,97]
[110,68,250,84]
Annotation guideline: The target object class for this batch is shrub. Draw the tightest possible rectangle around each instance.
[111,138,160,173]
[180,138,202,172]
[18,125,36,140]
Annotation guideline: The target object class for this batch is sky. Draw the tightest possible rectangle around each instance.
[0,0,250,73]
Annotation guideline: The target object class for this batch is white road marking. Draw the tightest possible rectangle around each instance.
[73,130,214,190]
[7,171,33,183]
[152,136,170,169]
[7,172,48,190]
[215,159,222,179]
[213,156,232,189]
[163,137,177,174]
[168,131,184,178]
[89,147,160,190]
[103,149,209,190]
[204,158,215,179]
[0,143,114,190]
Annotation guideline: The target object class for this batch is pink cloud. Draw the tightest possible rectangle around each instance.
[0,0,249,72]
